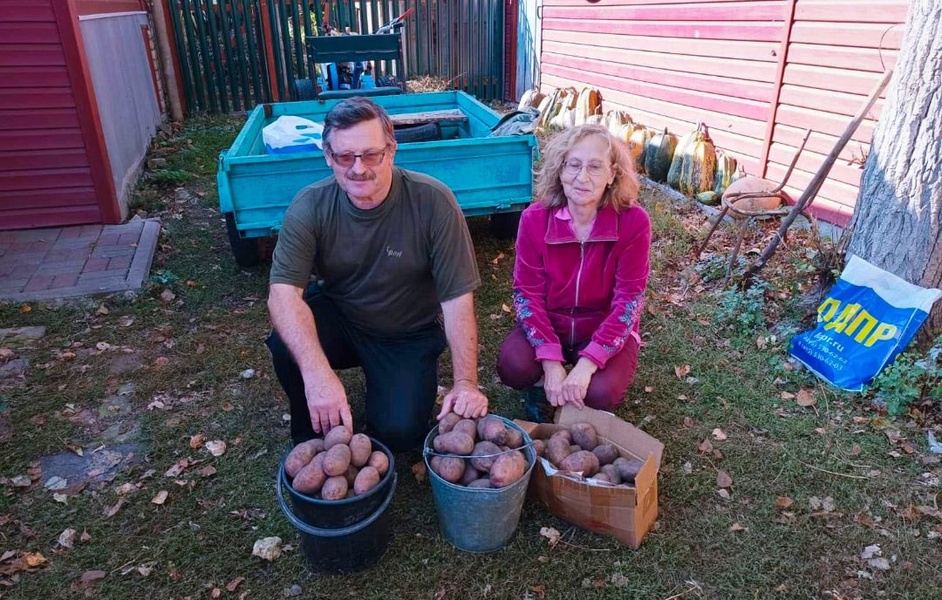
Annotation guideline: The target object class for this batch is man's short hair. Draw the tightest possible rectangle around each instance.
[322,96,397,150]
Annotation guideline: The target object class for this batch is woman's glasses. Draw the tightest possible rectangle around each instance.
[330,147,389,168]
[562,160,608,178]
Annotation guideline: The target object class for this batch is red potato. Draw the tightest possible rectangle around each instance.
[324,425,352,450]
[459,464,481,486]
[549,429,572,444]
[452,419,478,441]
[291,452,327,495]
[570,422,599,451]
[504,426,524,449]
[559,450,600,477]
[433,431,475,455]
[439,412,463,434]
[600,463,622,484]
[489,451,527,487]
[532,439,546,457]
[284,439,322,478]
[323,444,352,477]
[321,475,349,500]
[468,478,493,489]
[348,433,372,467]
[469,441,502,473]
[353,466,381,495]
[431,456,466,483]
[613,457,645,483]
[592,443,619,466]
[368,450,389,476]
[545,436,573,467]
[477,416,509,445]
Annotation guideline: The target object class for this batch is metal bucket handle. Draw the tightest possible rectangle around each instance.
[275,465,397,538]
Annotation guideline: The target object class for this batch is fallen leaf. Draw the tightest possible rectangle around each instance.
[211,588,222,598]
[698,439,713,454]
[58,528,77,548]
[711,428,727,441]
[501,303,512,313]
[860,544,881,559]
[717,470,733,488]
[0,348,15,360]
[206,440,227,457]
[821,496,836,512]
[78,569,106,587]
[717,488,731,499]
[154,356,170,367]
[20,304,32,314]
[674,364,691,379]
[160,289,176,303]
[868,557,891,571]
[104,498,127,518]
[776,496,794,509]
[796,389,816,407]
[226,576,245,592]
[152,490,169,505]
[96,304,109,315]
[755,336,768,349]
[644,386,653,393]
[490,252,505,265]
[730,522,747,532]
[540,526,561,548]
[190,434,206,449]
[165,459,189,477]
[252,537,282,561]
[80,530,92,542]
[200,466,217,478]
[780,391,795,400]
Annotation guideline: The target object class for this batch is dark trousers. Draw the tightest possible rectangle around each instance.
[496,324,640,411]
[266,285,447,452]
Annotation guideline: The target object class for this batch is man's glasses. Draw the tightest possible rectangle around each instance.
[562,160,608,178]
[330,147,389,168]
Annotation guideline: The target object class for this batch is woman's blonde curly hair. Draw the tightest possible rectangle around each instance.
[534,124,639,211]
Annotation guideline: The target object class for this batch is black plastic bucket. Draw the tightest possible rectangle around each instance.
[277,465,398,574]
[279,437,395,529]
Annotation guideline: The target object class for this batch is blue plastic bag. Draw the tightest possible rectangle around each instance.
[262,116,324,155]
[789,255,941,391]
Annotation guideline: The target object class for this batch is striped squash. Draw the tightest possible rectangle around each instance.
[548,87,579,130]
[667,126,698,190]
[627,125,654,174]
[574,88,602,126]
[518,88,545,111]
[713,150,740,197]
[643,128,678,183]
[603,110,632,138]
[677,124,717,196]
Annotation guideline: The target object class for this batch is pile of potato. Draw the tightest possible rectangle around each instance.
[532,422,645,486]
[284,426,390,500]
[427,414,530,489]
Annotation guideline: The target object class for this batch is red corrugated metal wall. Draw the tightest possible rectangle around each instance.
[539,0,908,226]
[0,0,119,229]
[763,0,906,225]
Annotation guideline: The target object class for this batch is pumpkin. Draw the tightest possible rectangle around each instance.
[574,88,601,126]
[723,177,784,216]
[603,110,632,138]
[518,88,545,112]
[536,88,562,129]
[678,123,717,196]
[627,125,654,174]
[584,114,604,125]
[667,126,698,190]
[643,128,678,183]
[713,150,739,197]
[548,86,579,130]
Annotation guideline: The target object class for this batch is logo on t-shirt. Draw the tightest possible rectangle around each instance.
[385,245,403,258]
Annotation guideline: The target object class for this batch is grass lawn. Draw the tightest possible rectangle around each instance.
[1,114,941,600]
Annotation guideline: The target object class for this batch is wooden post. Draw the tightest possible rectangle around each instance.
[258,0,281,102]
[153,0,186,120]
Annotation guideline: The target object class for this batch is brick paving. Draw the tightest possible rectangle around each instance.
[0,218,161,303]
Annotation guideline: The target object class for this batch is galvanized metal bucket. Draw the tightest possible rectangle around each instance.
[423,415,535,553]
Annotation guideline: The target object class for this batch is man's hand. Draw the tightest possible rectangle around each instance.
[541,360,568,407]
[437,379,488,420]
[304,371,354,434]
[559,358,598,408]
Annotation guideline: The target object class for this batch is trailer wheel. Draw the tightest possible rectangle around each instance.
[225,213,262,267]
[293,78,316,101]
[394,123,441,144]
[490,211,521,240]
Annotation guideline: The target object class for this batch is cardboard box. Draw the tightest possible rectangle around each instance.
[515,405,664,549]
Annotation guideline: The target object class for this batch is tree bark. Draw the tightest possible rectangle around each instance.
[847,0,942,331]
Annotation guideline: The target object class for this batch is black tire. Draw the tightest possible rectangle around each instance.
[293,78,316,101]
[225,213,261,267]
[394,123,441,144]
[490,211,522,240]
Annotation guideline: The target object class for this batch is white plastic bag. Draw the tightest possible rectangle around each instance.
[262,116,324,155]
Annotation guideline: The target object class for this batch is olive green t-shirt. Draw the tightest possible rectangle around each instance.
[269,168,481,337]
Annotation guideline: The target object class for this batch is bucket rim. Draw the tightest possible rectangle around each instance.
[276,466,398,538]
[281,435,395,507]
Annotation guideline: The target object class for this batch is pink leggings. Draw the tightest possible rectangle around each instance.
[496,325,640,411]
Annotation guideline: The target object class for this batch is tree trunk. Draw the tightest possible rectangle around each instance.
[847,0,942,332]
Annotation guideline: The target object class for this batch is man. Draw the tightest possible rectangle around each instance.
[266,97,488,452]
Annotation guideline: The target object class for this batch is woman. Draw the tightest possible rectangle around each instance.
[497,124,651,422]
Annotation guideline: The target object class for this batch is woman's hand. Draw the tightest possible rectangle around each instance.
[541,361,568,407]
[560,358,598,408]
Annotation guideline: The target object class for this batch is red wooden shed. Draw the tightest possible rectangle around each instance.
[0,0,163,230]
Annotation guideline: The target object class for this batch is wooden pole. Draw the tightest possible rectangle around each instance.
[153,0,186,121]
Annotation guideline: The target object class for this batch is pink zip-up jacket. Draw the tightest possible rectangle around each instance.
[512,201,651,368]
